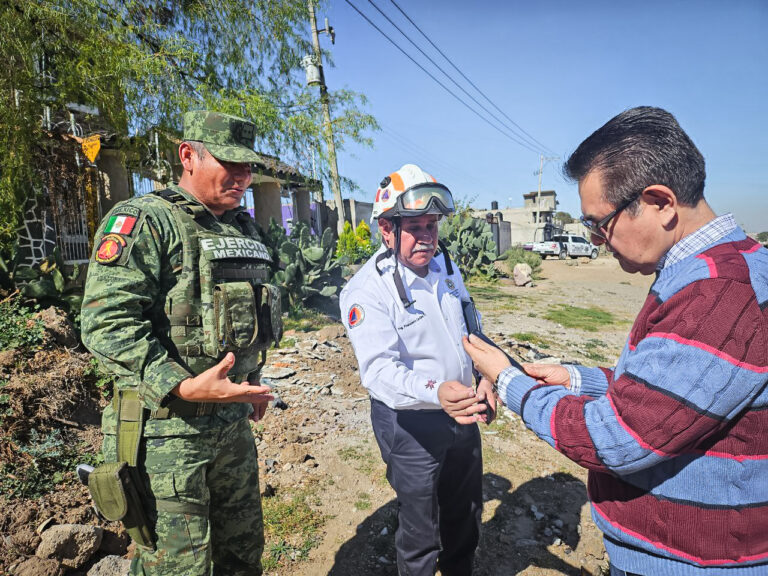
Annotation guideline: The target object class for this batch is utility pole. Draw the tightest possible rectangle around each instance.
[535,154,559,225]
[308,0,345,235]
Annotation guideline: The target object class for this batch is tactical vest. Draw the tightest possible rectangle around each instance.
[155,188,282,382]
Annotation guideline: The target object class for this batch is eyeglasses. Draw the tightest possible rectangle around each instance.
[580,193,640,240]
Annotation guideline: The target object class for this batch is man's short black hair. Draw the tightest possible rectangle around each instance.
[564,106,706,211]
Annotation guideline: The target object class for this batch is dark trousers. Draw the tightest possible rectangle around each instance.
[370,399,483,576]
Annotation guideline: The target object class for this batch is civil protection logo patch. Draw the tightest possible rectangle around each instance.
[348,304,365,328]
[445,278,455,291]
[95,234,126,264]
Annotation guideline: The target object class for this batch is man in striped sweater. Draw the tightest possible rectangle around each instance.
[462,107,768,575]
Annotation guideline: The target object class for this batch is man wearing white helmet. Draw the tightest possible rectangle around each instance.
[340,164,495,575]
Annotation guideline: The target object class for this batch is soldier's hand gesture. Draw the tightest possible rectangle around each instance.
[172,352,274,420]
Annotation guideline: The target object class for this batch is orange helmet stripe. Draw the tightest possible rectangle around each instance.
[389,171,405,192]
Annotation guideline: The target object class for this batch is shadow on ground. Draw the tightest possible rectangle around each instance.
[328,472,588,575]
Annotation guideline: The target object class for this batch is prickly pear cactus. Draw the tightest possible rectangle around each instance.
[272,223,346,310]
[439,213,498,279]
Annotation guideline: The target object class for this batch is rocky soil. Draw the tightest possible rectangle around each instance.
[0,255,653,576]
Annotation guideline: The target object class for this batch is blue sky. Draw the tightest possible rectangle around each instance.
[315,0,768,232]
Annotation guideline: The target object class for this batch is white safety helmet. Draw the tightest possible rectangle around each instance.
[371,164,455,222]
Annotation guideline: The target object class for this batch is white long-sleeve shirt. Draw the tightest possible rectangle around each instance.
[340,247,475,410]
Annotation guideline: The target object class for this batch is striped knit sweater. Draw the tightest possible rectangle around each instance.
[497,229,768,575]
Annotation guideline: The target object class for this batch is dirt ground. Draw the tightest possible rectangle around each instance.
[0,254,654,576]
[257,255,653,576]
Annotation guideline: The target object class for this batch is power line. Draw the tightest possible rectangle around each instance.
[343,0,543,155]
[365,0,549,155]
[388,0,557,156]
[380,124,492,188]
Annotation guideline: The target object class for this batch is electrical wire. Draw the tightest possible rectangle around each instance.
[388,0,557,156]
[343,0,544,155]
[366,0,549,155]
[380,126,481,185]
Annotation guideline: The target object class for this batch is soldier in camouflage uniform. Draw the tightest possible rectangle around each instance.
[81,111,282,575]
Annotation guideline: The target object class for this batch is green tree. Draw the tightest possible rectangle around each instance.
[555,211,575,224]
[0,0,377,255]
[757,231,768,243]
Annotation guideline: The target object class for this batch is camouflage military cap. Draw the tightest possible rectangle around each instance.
[183,111,262,164]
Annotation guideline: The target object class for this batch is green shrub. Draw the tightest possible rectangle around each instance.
[1,247,82,326]
[262,488,326,570]
[282,307,335,333]
[498,247,542,278]
[83,358,116,400]
[335,220,378,264]
[0,429,101,499]
[0,295,45,351]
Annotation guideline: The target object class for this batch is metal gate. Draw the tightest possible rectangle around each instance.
[45,144,105,264]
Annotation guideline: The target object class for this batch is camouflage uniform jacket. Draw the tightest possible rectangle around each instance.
[81,184,269,434]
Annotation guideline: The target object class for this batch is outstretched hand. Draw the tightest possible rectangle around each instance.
[521,363,571,387]
[172,352,274,421]
[462,334,512,384]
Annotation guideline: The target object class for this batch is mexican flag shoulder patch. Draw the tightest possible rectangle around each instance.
[105,213,137,235]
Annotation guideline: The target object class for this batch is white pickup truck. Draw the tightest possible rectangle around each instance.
[532,234,599,260]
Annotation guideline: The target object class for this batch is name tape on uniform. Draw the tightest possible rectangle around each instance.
[200,237,271,261]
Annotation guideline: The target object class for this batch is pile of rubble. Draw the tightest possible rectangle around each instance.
[7,524,130,576]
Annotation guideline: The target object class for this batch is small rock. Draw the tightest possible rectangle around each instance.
[270,394,289,410]
[553,518,564,529]
[380,527,389,536]
[513,263,533,286]
[36,524,103,570]
[88,555,131,576]
[12,557,64,576]
[260,367,296,379]
[98,530,130,556]
[513,507,524,516]
[553,537,562,546]
[377,556,392,565]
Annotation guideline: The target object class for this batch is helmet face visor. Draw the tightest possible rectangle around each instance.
[396,183,455,217]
